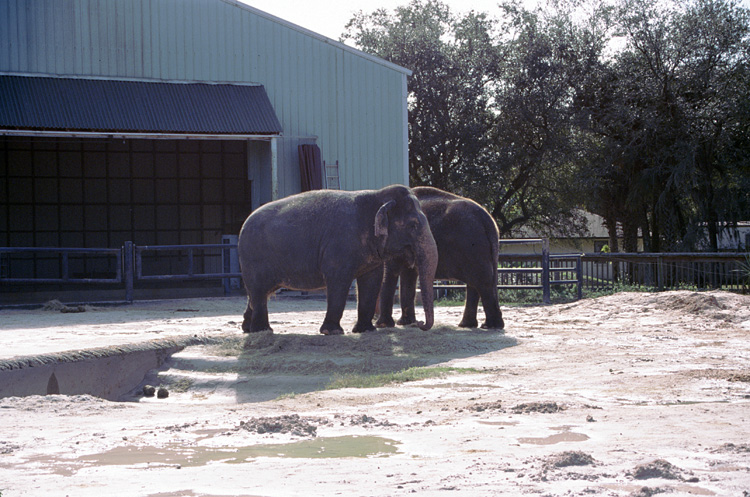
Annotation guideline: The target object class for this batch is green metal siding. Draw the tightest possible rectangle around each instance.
[0,0,410,195]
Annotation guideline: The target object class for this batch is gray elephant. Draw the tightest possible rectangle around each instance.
[376,186,504,329]
[238,184,438,335]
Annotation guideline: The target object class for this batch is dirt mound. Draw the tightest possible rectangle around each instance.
[629,459,687,480]
[629,487,668,497]
[237,414,322,437]
[42,299,96,313]
[511,402,565,414]
[682,368,750,382]
[650,292,727,314]
[556,290,750,319]
[469,400,504,412]
[545,451,597,468]
[714,443,750,453]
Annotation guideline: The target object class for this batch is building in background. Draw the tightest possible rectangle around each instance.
[0,0,411,302]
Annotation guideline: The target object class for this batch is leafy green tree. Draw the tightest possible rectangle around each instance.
[579,0,750,251]
[344,0,497,191]
[467,0,613,237]
[344,0,596,236]
[345,0,750,248]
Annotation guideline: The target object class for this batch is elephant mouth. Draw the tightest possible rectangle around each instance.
[401,247,417,269]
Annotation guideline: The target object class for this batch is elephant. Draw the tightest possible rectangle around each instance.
[238,184,439,335]
[376,186,504,330]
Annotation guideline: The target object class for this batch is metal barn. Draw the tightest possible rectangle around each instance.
[0,0,411,302]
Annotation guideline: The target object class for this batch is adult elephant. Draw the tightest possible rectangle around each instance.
[238,185,438,335]
[376,186,504,330]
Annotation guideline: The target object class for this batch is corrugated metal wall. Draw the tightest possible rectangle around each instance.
[0,0,410,195]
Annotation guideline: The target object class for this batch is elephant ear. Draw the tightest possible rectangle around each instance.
[375,200,395,238]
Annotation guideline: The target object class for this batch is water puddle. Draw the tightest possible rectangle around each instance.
[78,435,400,468]
[518,426,589,445]
[602,483,715,496]
[478,420,519,427]
[420,383,499,390]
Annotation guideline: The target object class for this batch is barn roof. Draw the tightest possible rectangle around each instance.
[0,75,283,136]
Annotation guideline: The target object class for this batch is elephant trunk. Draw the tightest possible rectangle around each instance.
[416,219,438,331]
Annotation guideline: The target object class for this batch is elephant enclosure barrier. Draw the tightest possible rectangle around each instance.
[0,242,241,304]
[1,240,748,305]
[435,239,748,304]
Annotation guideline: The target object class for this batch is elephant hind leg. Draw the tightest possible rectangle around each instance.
[458,286,480,328]
[241,297,253,333]
[479,287,504,330]
[243,286,275,333]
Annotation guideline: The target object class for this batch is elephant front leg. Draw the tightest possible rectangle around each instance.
[353,267,382,333]
[458,286,480,328]
[376,263,399,328]
[397,267,418,326]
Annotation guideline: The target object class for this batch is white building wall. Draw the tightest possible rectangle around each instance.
[0,0,410,197]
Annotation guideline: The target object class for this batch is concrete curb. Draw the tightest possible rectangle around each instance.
[0,335,221,401]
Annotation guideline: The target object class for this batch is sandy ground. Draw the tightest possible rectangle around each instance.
[0,290,749,497]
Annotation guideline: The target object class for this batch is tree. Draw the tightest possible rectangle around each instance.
[344,0,599,237]
[466,0,613,237]
[345,0,750,248]
[579,0,750,251]
[344,0,497,191]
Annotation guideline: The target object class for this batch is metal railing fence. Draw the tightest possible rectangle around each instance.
[0,246,122,284]
[1,240,747,304]
[0,242,239,303]
[580,252,748,293]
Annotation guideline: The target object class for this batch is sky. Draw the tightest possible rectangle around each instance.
[240,0,750,44]
[239,0,507,42]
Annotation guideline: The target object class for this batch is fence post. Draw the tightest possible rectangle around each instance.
[223,239,231,295]
[657,256,664,291]
[123,241,134,303]
[61,252,69,281]
[542,238,551,304]
[576,254,583,300]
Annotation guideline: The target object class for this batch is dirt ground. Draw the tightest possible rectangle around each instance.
[1,290,749,496]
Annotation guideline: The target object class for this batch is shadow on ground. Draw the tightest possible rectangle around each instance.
[161,326,517,403]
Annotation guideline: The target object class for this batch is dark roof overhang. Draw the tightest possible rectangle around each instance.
[0,75,283,137]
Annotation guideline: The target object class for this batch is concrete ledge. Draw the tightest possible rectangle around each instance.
[0,336,218,401]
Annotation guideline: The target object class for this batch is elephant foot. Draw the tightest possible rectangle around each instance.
[481,318,505,330]
[244,324,273,333]
[458,318,479,329]
[396,315,417,326]
[243,319,273,333]
[375,316,395,328]
[320,325,344,335]
[352,321,376,334]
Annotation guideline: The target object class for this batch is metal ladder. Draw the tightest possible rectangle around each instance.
[323,160,340,189]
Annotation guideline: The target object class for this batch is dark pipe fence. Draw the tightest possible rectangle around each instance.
[1,240,747,305]
[0,242,240,304]
[580,253,748,293]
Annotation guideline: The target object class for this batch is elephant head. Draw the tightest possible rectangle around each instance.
[373,186,438,330]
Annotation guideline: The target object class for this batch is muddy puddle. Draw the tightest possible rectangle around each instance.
[478,420,519,427]
[77,435,401,469]
[518,426,589,445]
